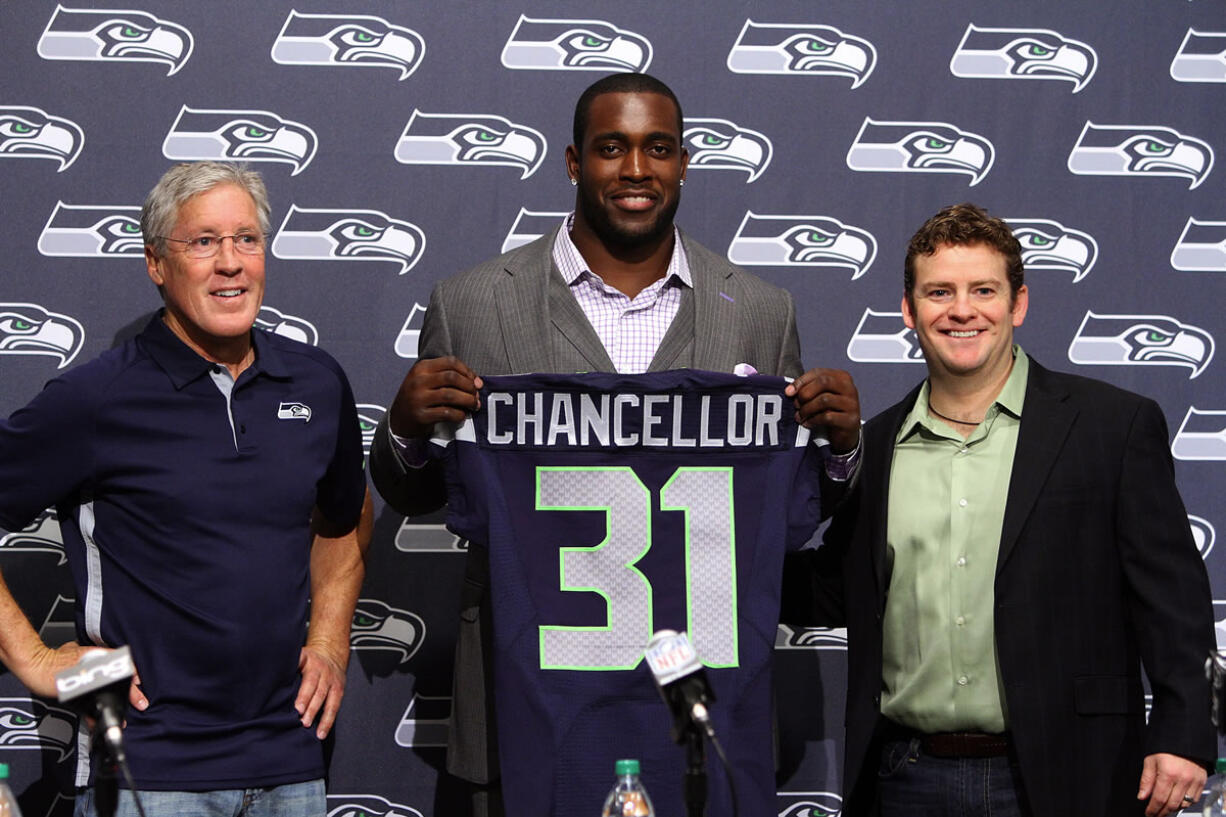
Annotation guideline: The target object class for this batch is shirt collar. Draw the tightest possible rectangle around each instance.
[552,212,693,289]
[897,345,1030,442]
[139,309,291,390]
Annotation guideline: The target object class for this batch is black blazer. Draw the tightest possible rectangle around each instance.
[783,358,1215,817]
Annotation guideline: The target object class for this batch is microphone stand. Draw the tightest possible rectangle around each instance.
[683,726,707,817]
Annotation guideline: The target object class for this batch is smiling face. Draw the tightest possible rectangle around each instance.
[903,242,1028,386]
[144,183,265,362]
[565,91,688,251]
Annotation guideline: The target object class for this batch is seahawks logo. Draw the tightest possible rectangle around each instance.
[950,24,1097,93]
[272,205,424,275]
[502,208,567,253]
[394,520,468,552]
[776,791,843,817]
[355,404,386,456]
[0,303,86,368]
[254,305,318,346]
[0,106,84,172]
[163,106,318,175]
[271,11,424,80]
[727,20,876,88]
[0,509,66,565]
[1170,29,1226,83]
[350,598,424,665]
[727,212,876,278]
[37,6,193,75]
[39,594,77,647]
[683,118,772,183]
[1067,312,1214,379]
[1170,218,1226,272]
[775,624,847,651]
[1007,218,1097,282]
[325,794,424,817]
[846,118,994,186]
[394,693,451,748]
[0,698,77,762]
[394,111,546,179]
[1173,408,1226,461]
[38,202,143,257]
[1190,514,1216,559]
[1067,122,1214,190]
[846,309,924,364]
[394,304,426,360]
[500,15,652,72]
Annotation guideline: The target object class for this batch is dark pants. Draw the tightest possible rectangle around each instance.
[878,737,1032,817]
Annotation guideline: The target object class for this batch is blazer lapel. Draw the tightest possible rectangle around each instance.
[871,388,920,602]
[672,232,739,373]
[996,360,1077,572]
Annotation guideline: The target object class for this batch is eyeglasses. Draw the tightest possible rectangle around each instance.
[159,233,265,259]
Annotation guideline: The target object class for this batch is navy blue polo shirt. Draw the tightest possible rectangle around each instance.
[0,313,365,791]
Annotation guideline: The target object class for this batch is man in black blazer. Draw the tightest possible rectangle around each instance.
[783,203,1215,817]
[370,72,862,816]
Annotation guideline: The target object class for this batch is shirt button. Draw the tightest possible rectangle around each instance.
[956,556,967,567]
[958,498,968,507]
[955,616,965,626]
[960,447,969,454]
[957,675,969,686]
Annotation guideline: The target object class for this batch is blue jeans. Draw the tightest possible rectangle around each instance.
[73,778,325,817]
[878,738,1032,817]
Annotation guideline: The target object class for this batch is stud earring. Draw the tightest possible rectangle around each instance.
[679,179,685,186]
[569,177,578,186]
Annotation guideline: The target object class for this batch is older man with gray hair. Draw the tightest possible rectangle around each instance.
[0,161,371,817]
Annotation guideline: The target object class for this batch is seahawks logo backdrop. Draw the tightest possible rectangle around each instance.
[0,2,1222,814]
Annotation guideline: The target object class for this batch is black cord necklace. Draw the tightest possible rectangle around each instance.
[928,404,984,425]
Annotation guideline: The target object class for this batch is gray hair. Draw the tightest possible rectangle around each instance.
[140,162,270,255]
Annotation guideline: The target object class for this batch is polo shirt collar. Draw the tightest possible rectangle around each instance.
[898,345,1030,442]
[140,310,292,389]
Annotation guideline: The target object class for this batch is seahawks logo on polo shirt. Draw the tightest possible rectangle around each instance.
[394,303,426,360]
[355,404,385,456]
[1006,218,1097,282]
[350,598,424,665]
[38,202,142,257]
[163,106,318,176]
[846,309,923,364]
[1171,218,1226,272]
[0,303,85,368]
[394,111,546,179]
[270,10,424,80]
[502,208,567,253]
[0,509,66,565]
[847,118,994,186]
[394,520,467,553]
[727,212,876,278]
[727,20,876,88]
[500,15,652,72]
[775,624,847,651]
[950,24,1097,93]
[0,106,84,172]
[272,205,424,275]
[254,305,318,346]
[1173,408,1226,461]
[776,791,843,817]
[1190,514,1216,559]
[277,402,312,422]
[1170,29,1226,83]
[37,5,193,75]
[325,794,424,817]
[683,118,772,183]
[1067,312,1214,379]
[1067,122,1214,190]
[394,693,450,748]
[0,698,77,762]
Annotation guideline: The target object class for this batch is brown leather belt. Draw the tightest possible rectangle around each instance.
[919,732,1011,758]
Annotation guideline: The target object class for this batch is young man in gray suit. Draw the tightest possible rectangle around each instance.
[370,72,862,816]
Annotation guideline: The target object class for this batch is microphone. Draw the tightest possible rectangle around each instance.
[55,646,135,763]
[645,630,717,742]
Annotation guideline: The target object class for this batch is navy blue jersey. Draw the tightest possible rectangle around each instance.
[433,370,823,817]
[0,315,366,790]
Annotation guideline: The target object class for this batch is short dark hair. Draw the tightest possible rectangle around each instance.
[904,203,1024,306]
[572,72,684,148]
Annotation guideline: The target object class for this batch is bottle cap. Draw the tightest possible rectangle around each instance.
[615,758,641,776]
[1217,758,1226,774]
[0,761,7,779]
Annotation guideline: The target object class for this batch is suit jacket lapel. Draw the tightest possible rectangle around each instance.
[996,360,1077,572]
[663,231,739,373]
[871,387,920,602]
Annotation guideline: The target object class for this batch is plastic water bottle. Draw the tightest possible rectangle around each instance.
[1204,759,1226,816]
[601,758,654,817]
[0,763,23,817]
